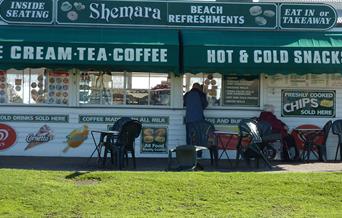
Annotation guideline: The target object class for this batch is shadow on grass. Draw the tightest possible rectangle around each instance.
[65,171,90,180]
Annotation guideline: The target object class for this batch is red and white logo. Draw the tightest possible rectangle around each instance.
[0,124,16,150]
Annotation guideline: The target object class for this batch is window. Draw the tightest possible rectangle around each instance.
[79,71,171,106]
[183,73,260,107]
[183,73,222,106]
[0,68,70,105]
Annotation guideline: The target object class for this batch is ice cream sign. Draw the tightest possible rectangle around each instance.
[25,125,54,150]
[281,90,335,117]
[0,123,16,151]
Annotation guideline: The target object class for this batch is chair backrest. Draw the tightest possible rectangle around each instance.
[256,120,272,137]
[110,117,132,132]
[322,120,332,144]
[238,119,263,144]
[117,120,142,150]
[332,120,342,135]
[188,120,215,147]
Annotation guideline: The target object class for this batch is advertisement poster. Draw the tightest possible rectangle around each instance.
[141,127,167,153]
[281,90,335,117]
[0,123,16,150]
[25,125,54,150]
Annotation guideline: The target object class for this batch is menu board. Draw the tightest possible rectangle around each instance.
[223,75,260,107]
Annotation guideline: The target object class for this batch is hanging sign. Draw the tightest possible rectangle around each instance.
[0,1,337,30]
[281,90,335,117]
[280,3,337,30]
[0,0,53,24]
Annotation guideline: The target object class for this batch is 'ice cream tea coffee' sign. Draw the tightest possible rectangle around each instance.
[0,0,53,24]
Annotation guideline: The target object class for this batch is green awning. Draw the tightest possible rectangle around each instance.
[0,27,179,73]
[182,30,342,74]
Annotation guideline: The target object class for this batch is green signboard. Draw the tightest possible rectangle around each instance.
[56,0,277,29]
[0,1,338,30]
[79,115,169,125]
[0,0,53,24]
[56,0,167,26]
[0,114,69,122]
[167,2,277,29]
[281,90,335,117]
[280,3,337,30]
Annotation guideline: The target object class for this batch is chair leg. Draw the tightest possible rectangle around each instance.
[335,143,341,161]
[132,150,136,169]
[103,146,108,166]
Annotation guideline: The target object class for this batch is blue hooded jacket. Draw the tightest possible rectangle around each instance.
[183,88,208,123]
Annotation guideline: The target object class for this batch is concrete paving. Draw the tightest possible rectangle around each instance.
[0,156,341,172]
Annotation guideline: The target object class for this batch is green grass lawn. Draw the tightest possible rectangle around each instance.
[0,169,341,217]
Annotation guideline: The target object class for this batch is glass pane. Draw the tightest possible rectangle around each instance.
[128,72,149,89]
[150,73,171,106]
[29,68,48,104]
[80,71,112,105]
[126,89,149,105]
[183,73,222,106]
[0,70,8,104]
[47,70,70,105]
[112,89,125,105]
[0,69,23,104]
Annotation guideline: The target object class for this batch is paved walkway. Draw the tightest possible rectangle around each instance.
[0,156,341,172]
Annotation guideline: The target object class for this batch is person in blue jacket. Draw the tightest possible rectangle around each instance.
[184,83,208,144]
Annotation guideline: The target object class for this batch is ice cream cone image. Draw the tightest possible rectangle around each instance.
[25,141,45,150]
[63,125,89,153]
[25,125,54,150]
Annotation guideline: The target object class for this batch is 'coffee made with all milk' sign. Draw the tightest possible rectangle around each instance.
[0,0,338,30]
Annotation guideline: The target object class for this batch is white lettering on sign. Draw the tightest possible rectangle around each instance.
[89,3,161,22]
[113,48,167,62]
[5,1,49,19]
[6,45,167,63]
[207,50,233,63]
[293,50,342,64]
[168,14,244,24]
[10,46,72,60]
[0,46,3,59]
[282,17,332,25]
[283,98,318,113]
[190,6,223,15]
[253,50,288,64]
[10,2,45,10]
